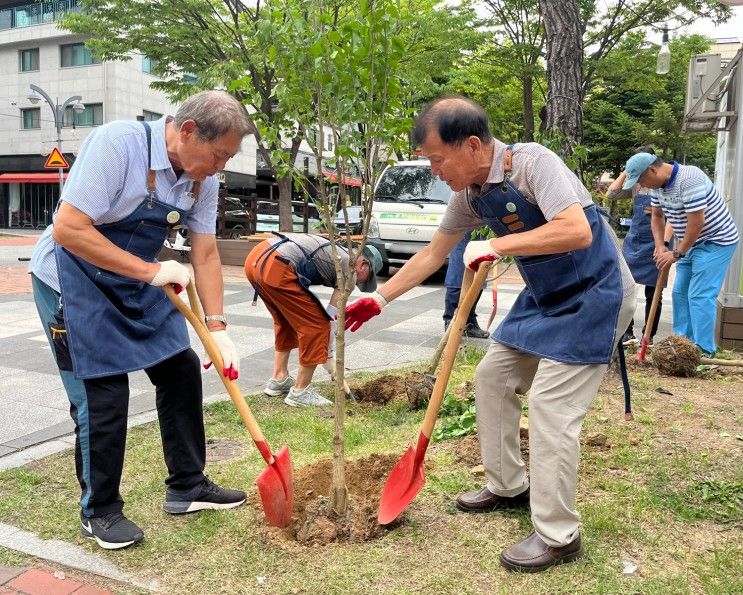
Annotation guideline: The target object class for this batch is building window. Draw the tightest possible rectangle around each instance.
[60,43,99,67]
[142,55,159,74]
[325,133,334,152]
[64,103,103,127]
[21,108,40,129]
[142,110,162,121]
[19,48,39,72]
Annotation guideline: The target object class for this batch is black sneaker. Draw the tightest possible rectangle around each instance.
[463,323,490,339]
[80,511,144,550]
[164,478,246,514]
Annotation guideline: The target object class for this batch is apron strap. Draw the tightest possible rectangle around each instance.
[141,121,157,207]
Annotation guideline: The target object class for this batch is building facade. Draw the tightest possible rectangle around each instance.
[0,0,256,230]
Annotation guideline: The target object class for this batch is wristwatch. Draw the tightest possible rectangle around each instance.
[672,249,685,259]
[204,314,228,327]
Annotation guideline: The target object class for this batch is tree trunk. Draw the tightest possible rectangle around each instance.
[276,174,294,232]
[330,292,349,515]
[522,74,534,142]
[538,0,583,157]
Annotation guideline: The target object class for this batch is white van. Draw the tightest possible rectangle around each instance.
[366,160,451,274]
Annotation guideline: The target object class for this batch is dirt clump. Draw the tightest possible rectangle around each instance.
[351,374,407,404]
[405,372,435,410]
[652,335,700,377]
[261,453,401,546]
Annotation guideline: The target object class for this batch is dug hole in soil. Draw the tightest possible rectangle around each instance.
[259,453,402,546]
[351,371,435,410]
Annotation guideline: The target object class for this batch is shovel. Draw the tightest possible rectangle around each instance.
[636,264,670,362]
[378,262,491,525]
[164,283,294,528]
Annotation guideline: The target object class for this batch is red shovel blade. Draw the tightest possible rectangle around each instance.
[635,336,649,361]
[377,434,429,525]
[256,444,294,528]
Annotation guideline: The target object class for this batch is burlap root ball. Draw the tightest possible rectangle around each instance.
[651,335,700,377]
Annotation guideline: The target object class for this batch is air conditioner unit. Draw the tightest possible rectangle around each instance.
[685,54,722,117]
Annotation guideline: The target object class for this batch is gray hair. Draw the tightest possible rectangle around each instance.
[175,90,255,141]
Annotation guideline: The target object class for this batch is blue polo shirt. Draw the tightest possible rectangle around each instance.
[29,116,219,291]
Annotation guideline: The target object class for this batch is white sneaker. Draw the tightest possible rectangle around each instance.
[264,375,295,397]
[284,385,332,407]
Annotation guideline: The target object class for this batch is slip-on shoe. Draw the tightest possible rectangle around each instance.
[455,486,529,513]
[500,531,583,573]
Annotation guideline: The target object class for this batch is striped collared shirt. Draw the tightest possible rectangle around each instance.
[650,163,738,247]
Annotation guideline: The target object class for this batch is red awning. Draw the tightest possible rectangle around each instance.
[322,170,362,188]
[0,173,69,183]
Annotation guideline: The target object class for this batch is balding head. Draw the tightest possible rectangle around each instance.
[413,96,492,148]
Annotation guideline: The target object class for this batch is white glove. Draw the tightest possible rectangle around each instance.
[463,240,500,271]
[326,304,338,359]
[149,260,191,291]
[205,330,240,380]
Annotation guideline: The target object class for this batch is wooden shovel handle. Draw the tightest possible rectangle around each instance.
[164,284,267,445]
[643,265,670,345]
[420,263,491,439]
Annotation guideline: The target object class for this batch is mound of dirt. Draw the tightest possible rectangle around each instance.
[261,453,401,546]
[351,374,406,404]
[652,335,700,377]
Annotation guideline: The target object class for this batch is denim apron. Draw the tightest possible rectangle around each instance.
[472,155,622,364]
[55,122,197,379]
[622,193,657,286]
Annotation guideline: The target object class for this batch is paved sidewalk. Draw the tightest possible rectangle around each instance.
[0,230,673,592]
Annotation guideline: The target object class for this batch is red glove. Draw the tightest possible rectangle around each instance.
[344,292,386,332]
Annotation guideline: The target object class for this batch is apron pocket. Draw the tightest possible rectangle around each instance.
[48,316,73,371]
[520,252,584,314]
[94,271,147,319]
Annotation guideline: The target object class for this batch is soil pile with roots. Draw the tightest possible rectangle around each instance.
[351,374,407,405]
[351,372,435,409]
[260,453,400,546]
[652,335,700,377]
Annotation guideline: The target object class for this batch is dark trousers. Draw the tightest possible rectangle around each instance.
[443,286,483,327]
[626,285,663,339]
[32,275,206,518]
[443,233,484,327]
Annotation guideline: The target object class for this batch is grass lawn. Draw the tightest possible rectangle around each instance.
[0,346,741,594]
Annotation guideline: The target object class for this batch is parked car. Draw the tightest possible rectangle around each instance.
[332,205,364,235]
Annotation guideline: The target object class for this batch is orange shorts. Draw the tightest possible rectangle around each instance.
[245,241,330,366]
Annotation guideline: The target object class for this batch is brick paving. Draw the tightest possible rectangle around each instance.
[0,567,112,595]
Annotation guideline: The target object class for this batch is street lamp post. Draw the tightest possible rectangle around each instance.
[27,84,85,194]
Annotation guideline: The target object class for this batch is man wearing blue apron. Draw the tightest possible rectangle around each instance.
[29,91,254,550]
[607,146,672,345]
[345,97,636,572]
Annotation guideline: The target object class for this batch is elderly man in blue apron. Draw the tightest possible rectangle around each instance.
[29,91,254,550]
[607,146,672,345]
[345,96,636,572]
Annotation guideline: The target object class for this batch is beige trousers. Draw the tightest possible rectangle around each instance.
[474,291,635,546]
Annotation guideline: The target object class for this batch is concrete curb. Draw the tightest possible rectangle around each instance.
[0,523,160,592]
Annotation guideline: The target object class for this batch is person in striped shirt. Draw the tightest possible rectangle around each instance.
[622,152,739,355]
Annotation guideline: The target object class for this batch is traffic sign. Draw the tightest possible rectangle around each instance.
[44,147,69,169]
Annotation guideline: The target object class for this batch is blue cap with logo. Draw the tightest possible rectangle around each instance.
[622,152,657,190]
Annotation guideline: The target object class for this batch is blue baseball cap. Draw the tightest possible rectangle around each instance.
[622,153,657,190]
